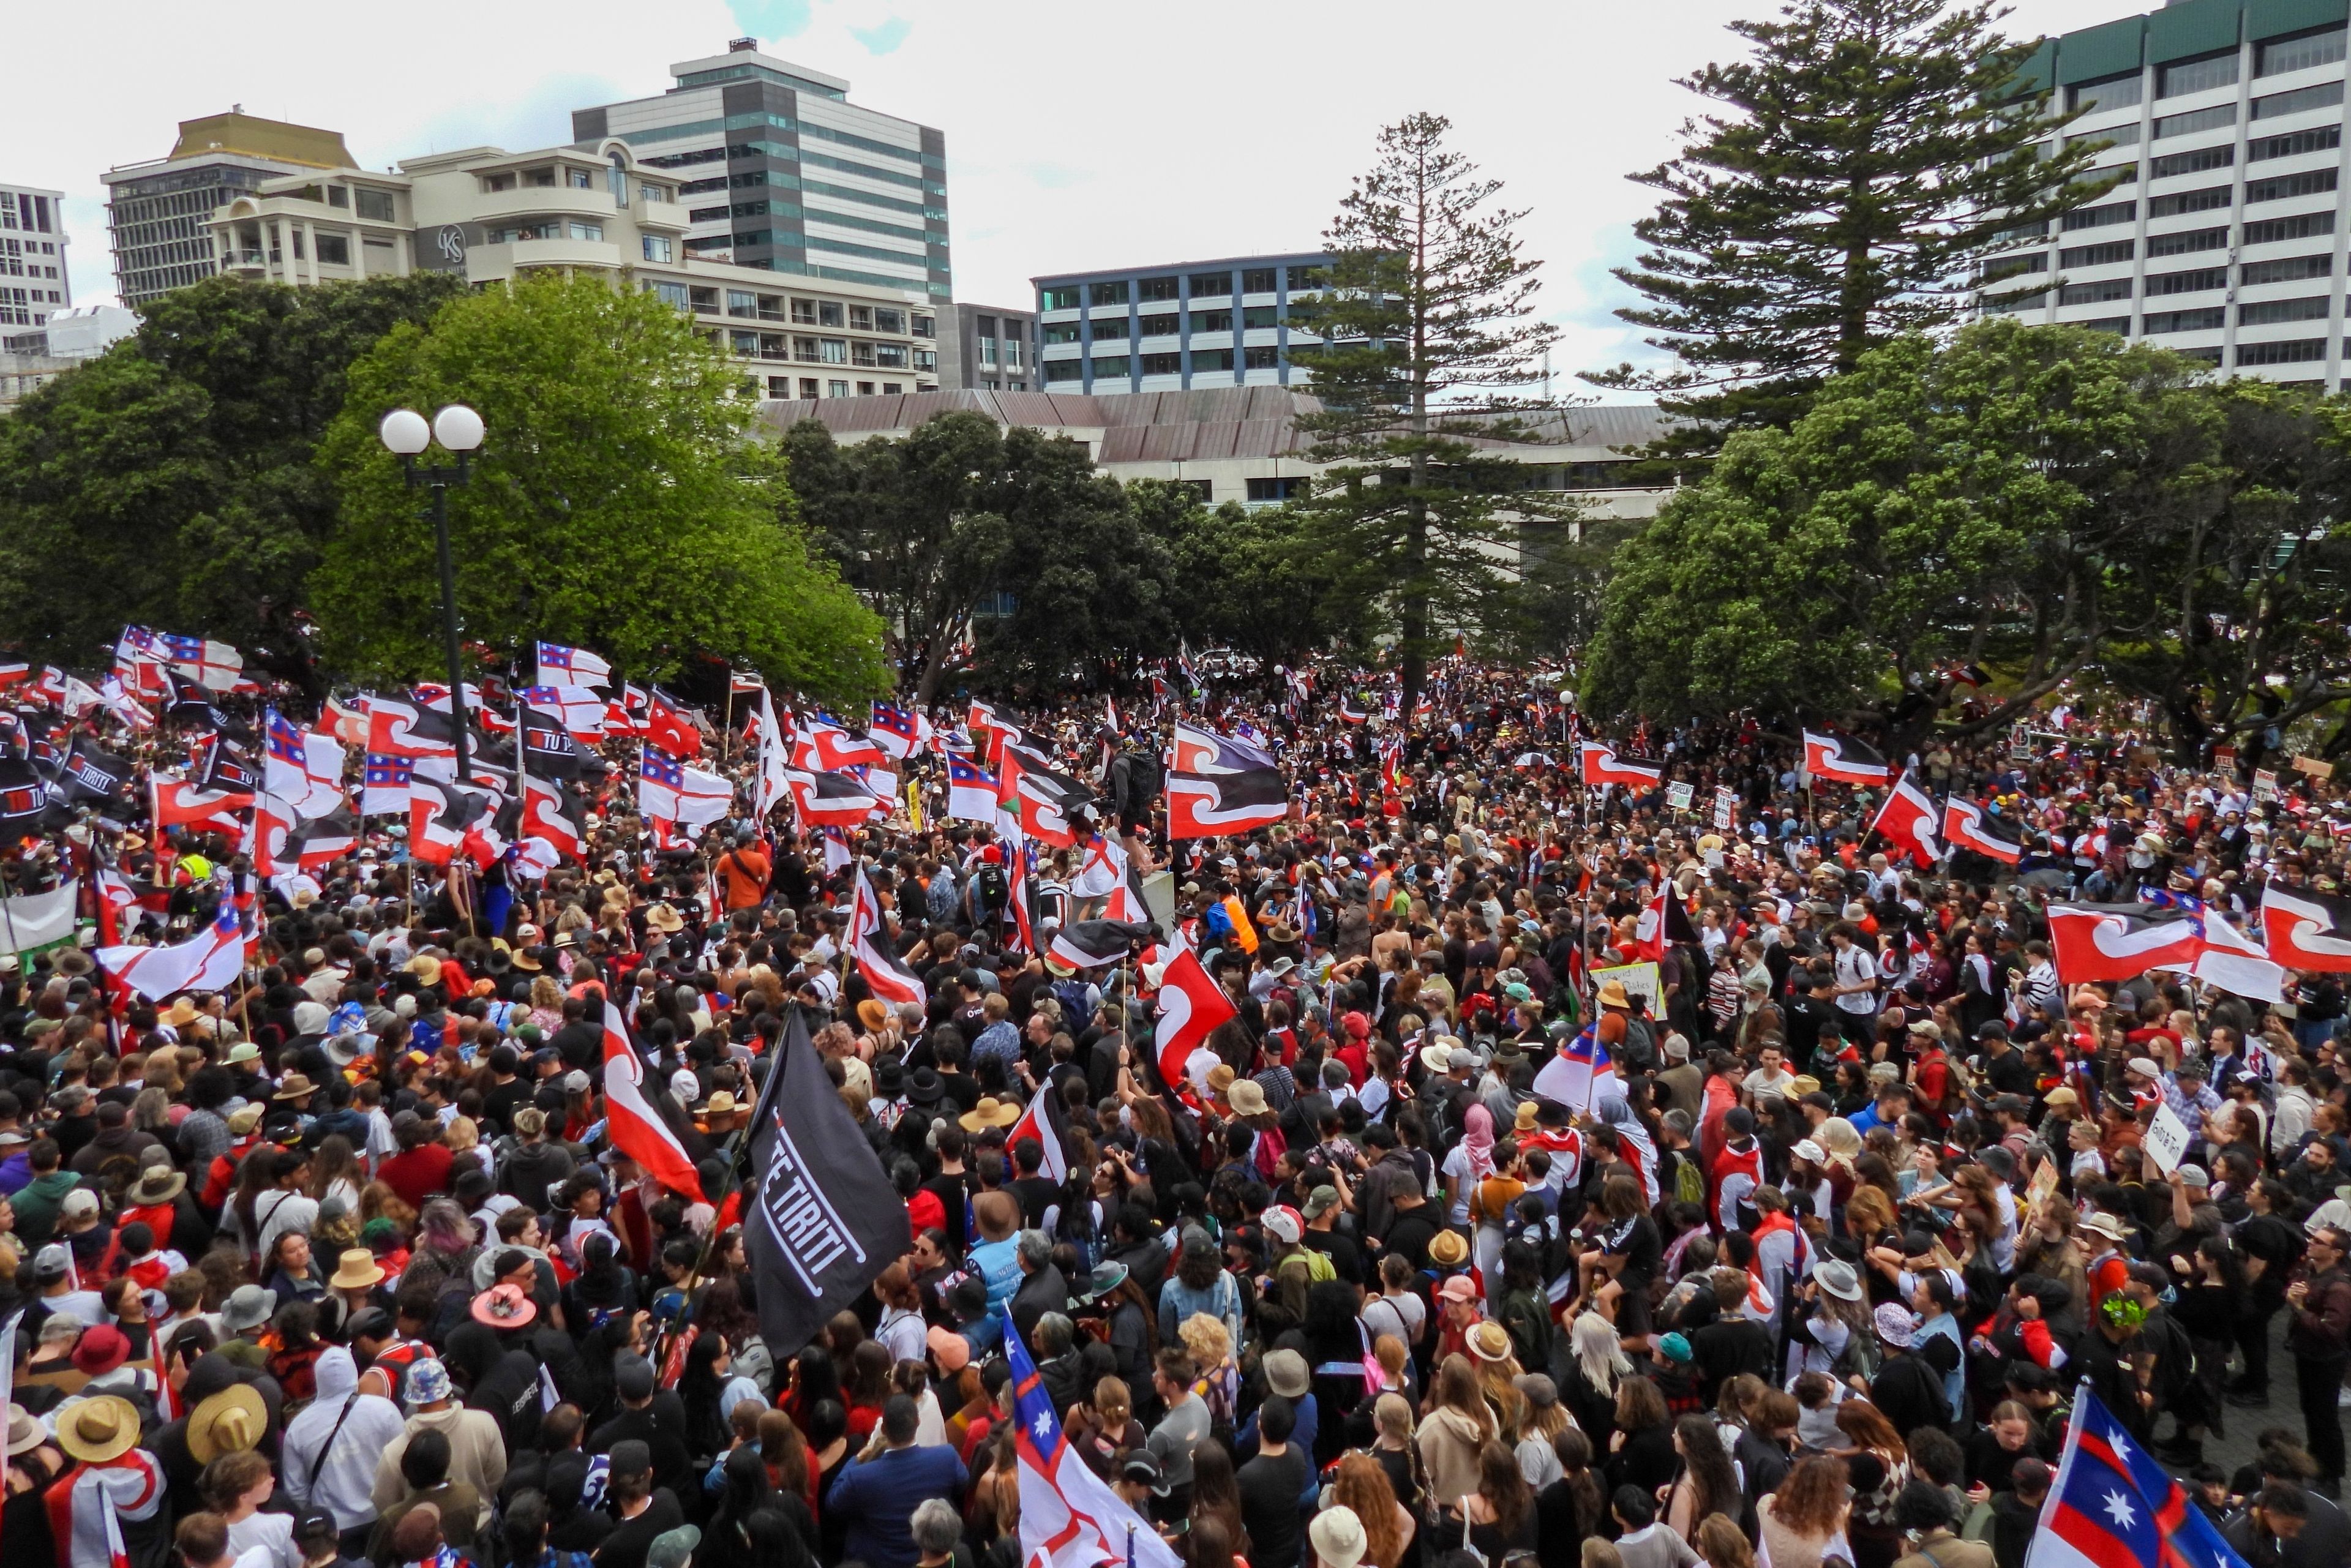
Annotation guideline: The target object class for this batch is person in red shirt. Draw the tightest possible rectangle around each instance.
[375,1111,456,1211]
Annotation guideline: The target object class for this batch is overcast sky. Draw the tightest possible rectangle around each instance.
[23,0,2133,391]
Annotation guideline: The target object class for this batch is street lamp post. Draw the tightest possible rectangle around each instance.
[380,405,486,782]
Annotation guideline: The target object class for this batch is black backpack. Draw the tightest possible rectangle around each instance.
[976,863,1009,913]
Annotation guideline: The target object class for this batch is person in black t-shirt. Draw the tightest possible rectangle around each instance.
[1235,1396,1311,1568]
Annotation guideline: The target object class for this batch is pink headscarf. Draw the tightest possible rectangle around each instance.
[1461,1103,1496,1180]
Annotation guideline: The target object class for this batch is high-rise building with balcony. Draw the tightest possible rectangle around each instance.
[572,40,950,301]
[103,112,358,306]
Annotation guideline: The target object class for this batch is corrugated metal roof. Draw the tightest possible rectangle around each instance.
[754,388,1673,460]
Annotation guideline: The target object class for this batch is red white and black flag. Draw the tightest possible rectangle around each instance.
[1801,729,1892,786]
[2259,883,2351,972]
[784,768,887,828]
[1166,768,1288,839]
[523,775,588,862]
[1942,797,2024,865]
[2045,902,2203,985]
[1866,771,1942,868]
[1578,741,1663,789]
[848,864,928,1015]
[1013,757,1098,849]
[1048,918,1158,972]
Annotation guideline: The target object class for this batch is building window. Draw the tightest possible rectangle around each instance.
[2154,105,2236,140]
[850,304,874,330]
[2061,200,2137,231]
[1141,352,1181,375]
[2254,81,2345,119]
[768,376,791,397]
[819,301,845,327]
[2142,306,2227,332]
[355,189,395,222]
[2059,278,2133,306]
[1041,287,1080,310]
[1244,345,1280,369]
[1090,280,1129,306]
[2158,51,2239,99]
[852,341,876,366]
[650,281,691,309]
[568,222,604,241]
[913,313,935,336]
[1242,304,1278,329]
[884,382,901,394]
[1044,359,1083,383]
[728,290,757,317]
[915,348,937,371]
[642,184,670,204]
[1191,308,1232,333]
[828,379,850,397]
[2244,211,2334,244]
[2148,225,2229,257]
[876,343,907,367]
[2238,295,2333,325]
[314,233,351,266]
[2237,336,2329,364]
[643,235,675,263]
[793,336,819,360]
[2246,168,2340,203]
[1188,272,1231,298]
[2250,126,2344,162]
[2258,24,2347,77]
[1242,267,1277,293]
[2069,72,2144,114]
[608,154,629,208]
[792,298,817,323]
[2150,144,2233,179]
[1139,312,1179,337]
[820,339,848,363]
[2147,185,2233,218]
[731,329,760,354]
[1247,477,1306,502]
[1286,264,1324,290]
[2147,266,2229,295]
[857,381,875,394]
[1043,321,1082,344]
[801,378,820,397]
[2240,252,2332,283]
[1090,318,1129,340]
[875,308,904,333]
[1139,275,1179,301]
[1090,355,1130,378]
[1003,337,1022,370]
[1192,349,1234,372]
[978,337,998,367]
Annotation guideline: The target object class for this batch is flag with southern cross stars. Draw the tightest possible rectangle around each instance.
[2025,1382,2250,1568]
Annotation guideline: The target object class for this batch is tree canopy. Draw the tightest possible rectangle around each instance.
[0,272,467,689]
[1588,0,2109,443]
[313,271,886,700]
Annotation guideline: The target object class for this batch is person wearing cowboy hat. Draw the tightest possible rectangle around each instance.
[2079,1209,2135,1311]
[53,1394,170,1567]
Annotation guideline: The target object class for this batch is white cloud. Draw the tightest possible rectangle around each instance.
[23,0,2136,397]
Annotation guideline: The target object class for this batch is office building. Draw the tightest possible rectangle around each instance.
[2,303,137,360]
[104,111,358,306]
[0,182,70,329]
[1033,252,1330,395]
[2003,0,2351,386]
[205,138,938,399]
[757,387,1673,523]
[937,302,1037,390]
[572,40,950,301]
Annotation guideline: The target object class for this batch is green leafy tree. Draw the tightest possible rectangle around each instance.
[1286,112,1569,710]
[1583,318,2213,735]
[0,272,466,688]
[314,272,884,700]
[1157,491,1367,670]
[2098,381,2351,759]
[1588,0,2112,443]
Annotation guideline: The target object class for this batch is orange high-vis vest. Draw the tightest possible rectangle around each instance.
[1221,895,1259,955]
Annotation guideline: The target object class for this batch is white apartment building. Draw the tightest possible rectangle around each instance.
[572,40,950,303]
[2006,0,2351,386]
[104,113,358,306]
[205,138,939,398]
[0,181,70,329]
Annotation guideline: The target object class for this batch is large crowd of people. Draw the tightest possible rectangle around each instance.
[3,661,2351,1568]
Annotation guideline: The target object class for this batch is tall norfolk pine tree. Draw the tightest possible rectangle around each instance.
[1588,0,2117,442]
[1287,113,1570,710]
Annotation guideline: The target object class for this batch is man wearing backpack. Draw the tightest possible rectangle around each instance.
[967,844,1010,934]
[1257,1204,1333,1337]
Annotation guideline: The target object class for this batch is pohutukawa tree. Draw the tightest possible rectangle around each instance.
[1287,111,1571,710]
[1588,0,2115,446]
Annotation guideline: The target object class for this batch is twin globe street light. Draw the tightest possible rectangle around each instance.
[378,404,484,782]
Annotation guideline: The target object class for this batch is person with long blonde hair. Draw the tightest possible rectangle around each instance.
[1415,1354,1495,1509]
[1330,1452,1417,1568]
[1561,1310,1630,1455]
